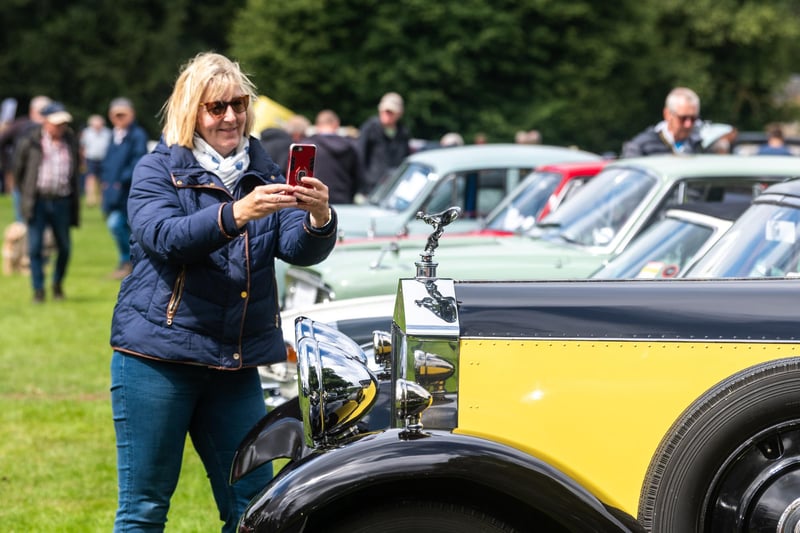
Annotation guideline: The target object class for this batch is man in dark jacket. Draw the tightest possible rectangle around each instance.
[622,87,704,157]
[357,92,411,197]
[305,109,365,204]
[259,126,291,173]
[12,101,80,302]
[102,97,149,279]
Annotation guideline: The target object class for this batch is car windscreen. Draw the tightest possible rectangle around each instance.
[686,203,800,278]
[533,168,657,247]
[369,162,434,211]
[592,216,716,279]
[483,171,562,233]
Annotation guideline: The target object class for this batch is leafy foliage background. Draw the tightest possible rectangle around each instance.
[2,0,799,154]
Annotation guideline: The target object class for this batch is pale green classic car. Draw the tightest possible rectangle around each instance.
[284,154,800,308]
[274,143,601,303]
[333,143,601,239]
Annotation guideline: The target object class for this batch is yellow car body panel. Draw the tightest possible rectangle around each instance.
[456,338,800,515]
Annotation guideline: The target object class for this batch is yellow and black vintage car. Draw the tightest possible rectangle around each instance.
[233,203,800,533]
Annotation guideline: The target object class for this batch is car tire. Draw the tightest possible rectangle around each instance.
[639,357,800,531]
[326,500,519,533]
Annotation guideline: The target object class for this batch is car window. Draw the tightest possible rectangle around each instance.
[592,217,716,279]
[539,168,656,247]
[687,203,800,277]
[484,171,562,232]
[425,175,461,214]
[373,162,434,211]
[636,180,773,237]
[552,176,592,210]
[424,169,517,219]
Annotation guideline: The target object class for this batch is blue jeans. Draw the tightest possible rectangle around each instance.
[12,188,23,222]
[110,351,272,532]
[106,209,131,265]
[28,197,71,291]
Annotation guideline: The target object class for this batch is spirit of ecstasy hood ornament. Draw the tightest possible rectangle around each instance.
[414,206,461,278]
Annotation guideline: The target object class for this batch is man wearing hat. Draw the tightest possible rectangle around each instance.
[101,97,148,280]
[11,101,81,302]
[357,91,411,198]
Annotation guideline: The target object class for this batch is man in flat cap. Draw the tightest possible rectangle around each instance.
[12,101,80,302]
[357,91,411,199]
[102,97,149,280]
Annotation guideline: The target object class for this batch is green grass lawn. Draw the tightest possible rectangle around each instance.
[0,194,222,531]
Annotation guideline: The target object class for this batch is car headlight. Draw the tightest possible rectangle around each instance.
[295,318,378,447]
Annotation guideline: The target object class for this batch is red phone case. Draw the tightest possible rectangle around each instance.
[287,143,316,187]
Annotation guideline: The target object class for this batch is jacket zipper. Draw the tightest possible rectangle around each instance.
[166,266,186,326]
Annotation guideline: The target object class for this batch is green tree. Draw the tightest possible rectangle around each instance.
[231,0,657,150]
[648,0,800,130]
[0,0,798,153]
[232,0,800,153]
[0,0,244,136]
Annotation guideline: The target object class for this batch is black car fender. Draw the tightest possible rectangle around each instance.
[230,398,308,484]
[238,428,644,533]
[231,381,394,484]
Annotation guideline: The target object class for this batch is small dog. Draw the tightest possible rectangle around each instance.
[2,221,28,275]
[2,222,55,276]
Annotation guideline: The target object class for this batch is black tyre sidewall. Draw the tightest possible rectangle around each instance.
[640,358,800,532]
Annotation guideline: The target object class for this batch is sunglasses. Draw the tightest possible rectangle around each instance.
[671,111,698,124]
[199,95,249,117]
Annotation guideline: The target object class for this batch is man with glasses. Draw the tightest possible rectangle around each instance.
[622,87,704,157]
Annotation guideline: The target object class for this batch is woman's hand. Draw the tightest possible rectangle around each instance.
[293,176,332,228]
[233,183,297,227]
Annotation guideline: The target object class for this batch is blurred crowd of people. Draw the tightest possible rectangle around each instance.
[0,94,149,301]
[1,85,797,303]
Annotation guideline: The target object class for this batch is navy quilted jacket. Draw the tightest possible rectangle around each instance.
[110,137,337,369]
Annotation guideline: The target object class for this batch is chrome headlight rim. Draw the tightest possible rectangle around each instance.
[296,317,379,448]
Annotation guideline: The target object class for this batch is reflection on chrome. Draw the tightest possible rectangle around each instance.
[395,379,432,431]
[414,350,455,396]
[372,330,392,378]
[296,318,378,448]
[414,279,458,322]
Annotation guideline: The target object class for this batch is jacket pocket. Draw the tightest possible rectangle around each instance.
[166,266,186,326]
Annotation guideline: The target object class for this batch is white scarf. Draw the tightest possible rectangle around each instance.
[654,121,688,153]
[192,135,250,191]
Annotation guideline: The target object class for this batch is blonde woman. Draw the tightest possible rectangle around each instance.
[109,52,336,532]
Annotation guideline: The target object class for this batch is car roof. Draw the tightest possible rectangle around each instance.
[405,143,602,171]
[605,154,800,179]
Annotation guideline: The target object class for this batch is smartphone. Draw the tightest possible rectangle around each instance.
[286,143,316,187]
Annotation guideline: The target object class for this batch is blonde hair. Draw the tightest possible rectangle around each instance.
[161,52,257,148]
